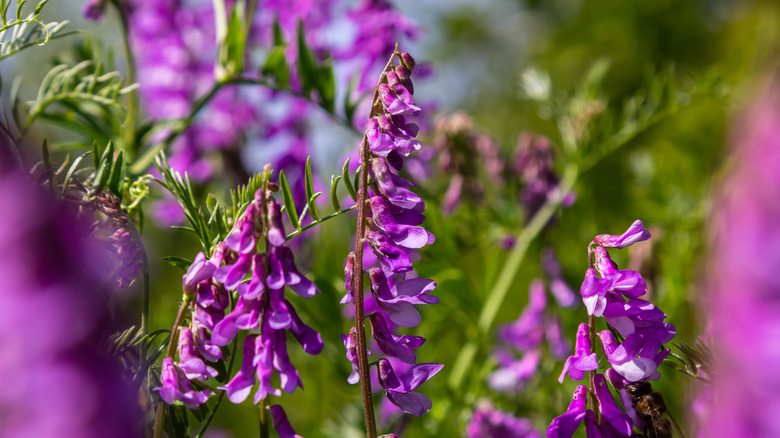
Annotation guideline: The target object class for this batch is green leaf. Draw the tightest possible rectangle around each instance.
[162,256,193,272]
[107,149,125,196]
[344,72,359,123]
[62,150,90,196]
[272,17,284,46]
[316,57,335,112]
[330,175,342,212]
[261,47,290,89]
[304,156,319,221]
[353,164,362,196]
[342,157,357,202]
[279,170,300,230]
[93,140,114,191]
[296,20,318,98]
[224,6,246,75]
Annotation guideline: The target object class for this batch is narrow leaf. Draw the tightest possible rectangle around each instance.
[93,140,114,191]
[279,170,300,229]
[296,20,317,97]
[342,157,357,202]
[107,149,125,196]
[305,156,318,221]
[261,47,289,89]
[330,175,342,212]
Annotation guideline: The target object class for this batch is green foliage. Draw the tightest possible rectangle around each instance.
[0,0,73,60]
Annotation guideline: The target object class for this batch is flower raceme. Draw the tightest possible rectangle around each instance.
[342,50,442,422]
[154,186,320,436]
[548,220,675,438]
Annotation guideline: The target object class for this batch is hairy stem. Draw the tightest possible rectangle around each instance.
[152,298,190,438]
[351,137,377,438]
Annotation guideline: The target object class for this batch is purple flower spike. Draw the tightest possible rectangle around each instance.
[593,220,651,248]
[269,405,303,438]
[369,312,425,364]
[183,252,216,295]
[177,327,218,381]
[593,374,633,436]
[598,331,660,382]
[155,357,210,409]
[218,335,257,404]
[377,358,443,416]
[546,385,588,438]
[369,268,438,327]
[369,196,433,248]
[239,254,266,300]
[193,322,221,362]
[559,323,599,383]
[212,296,253,346]
[224,204,258,254]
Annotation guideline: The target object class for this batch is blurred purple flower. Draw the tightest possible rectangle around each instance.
[467,402,541,438]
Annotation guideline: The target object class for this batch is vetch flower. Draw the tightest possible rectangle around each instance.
[269,405,303,438]
[559,323,599,383]
[377,358,443,416]
[178,327,218,381]
[593,373,633,436]
[467,401,541,438]
[593,220,651,249]
[546,385,588,438]
[155,357,210,409]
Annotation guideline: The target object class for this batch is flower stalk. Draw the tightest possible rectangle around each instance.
[153,296,192,438]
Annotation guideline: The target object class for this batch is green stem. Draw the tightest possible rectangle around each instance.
[258,399,270,438]
[195,331,241,438]
[448,164,579,389]
[112,0,138,159]
[152,297,190,438]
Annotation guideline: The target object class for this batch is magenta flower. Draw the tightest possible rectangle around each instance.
[183,252,217,294]
[369,312,426,364]
[155,357,210,409]
[558,323,599,383]
[467,402,541,438]
[377,358,443,416]
[593,220,651,248]
[546,385,588,438]
[593,374,632,436]
[177,327,218,381]
[219,335,257,404]
[269,405,303,438]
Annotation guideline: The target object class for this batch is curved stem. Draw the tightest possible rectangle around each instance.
[152,297,190,438]
[448,164,579,390]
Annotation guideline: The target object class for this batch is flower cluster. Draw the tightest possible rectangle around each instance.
[155,186,321,435]
[432,112,504,213]
[0,164,140,436]
[513,133,574,221]
[467,401,541,438]
[92,191,144,289]
[341,51,442,417]
[548,220,675,437]
[488,278,572,393]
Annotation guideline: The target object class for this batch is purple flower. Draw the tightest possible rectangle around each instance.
[467,402,541,438]
[488,349,541,393]
[368,268,438,327]
[365,231,413,274]
[178,327,218,381]
[342,327,370,384]
[558,323,599,383]
[183,251,217,295]
[377,358,443,416]
[369,312,425,364]
[497,279,547,350]
[546,385,588,438]
[219,335,257,404]
[371,158,424,211]
[269,405,303,438]
[593,220,651,248]
[598,331,668,382]
[82,0,105,20]
[593,374,633,436]
[155,357,210,409]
